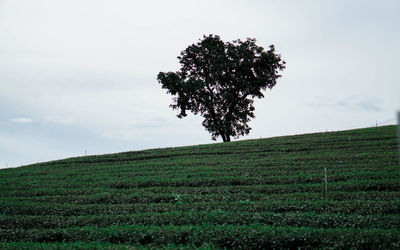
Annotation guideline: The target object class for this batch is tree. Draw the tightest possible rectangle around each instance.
[157,34,286,142]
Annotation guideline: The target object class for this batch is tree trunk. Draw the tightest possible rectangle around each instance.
[221,134,227,142]
[222,135,231,142]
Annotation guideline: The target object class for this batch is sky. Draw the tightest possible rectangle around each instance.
[1,0,399,168]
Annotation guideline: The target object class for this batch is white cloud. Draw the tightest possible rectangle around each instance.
[11,117,33,124]
[43,116,76,125]
[309,96,383,112]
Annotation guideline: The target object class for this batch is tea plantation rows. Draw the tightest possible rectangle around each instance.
[1,125,399,249]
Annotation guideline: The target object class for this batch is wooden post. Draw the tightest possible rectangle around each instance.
[324,168,328,199]
[397,112,400,160]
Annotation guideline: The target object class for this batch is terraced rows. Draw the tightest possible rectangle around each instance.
[0,125,399,249]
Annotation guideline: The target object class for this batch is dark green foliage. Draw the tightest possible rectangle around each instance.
[157,34,285,142]
[0,125,399,248]
[0,225,399,249]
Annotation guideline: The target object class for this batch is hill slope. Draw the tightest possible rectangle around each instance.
[0,125,399,249]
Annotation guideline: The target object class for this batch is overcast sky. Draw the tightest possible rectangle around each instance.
[1,0,399,168]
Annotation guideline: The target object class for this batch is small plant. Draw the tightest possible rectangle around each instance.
[172,193,183,204]
[239,199,252,204]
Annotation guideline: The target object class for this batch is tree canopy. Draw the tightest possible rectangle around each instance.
[157,34,286,142]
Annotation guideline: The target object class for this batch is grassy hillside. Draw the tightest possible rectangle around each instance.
[0,125,399,249]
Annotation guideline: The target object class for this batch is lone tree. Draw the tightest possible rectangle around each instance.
[157,34,285,142]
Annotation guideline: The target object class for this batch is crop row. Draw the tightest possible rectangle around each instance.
[0,224,399,249]
[1,179,398,202]
[0,241,142,250]
[1,199,399,216]
[3,189,399,206]
[1,171,398,191]
[1,211,399,230]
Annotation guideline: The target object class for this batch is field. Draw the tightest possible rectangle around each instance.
[0,125,399,249]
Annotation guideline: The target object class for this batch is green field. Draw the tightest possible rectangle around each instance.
[1,125,399,249]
